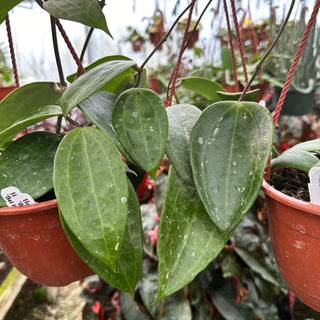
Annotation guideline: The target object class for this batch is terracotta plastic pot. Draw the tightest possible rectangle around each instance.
[0,86,17,101]
[0,199,94,286]
[262,180,320,311]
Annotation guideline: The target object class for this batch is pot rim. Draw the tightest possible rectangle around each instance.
[262,179,320,216]
[0,199,57,215]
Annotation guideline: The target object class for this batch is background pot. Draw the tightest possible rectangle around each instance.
[0,86,17,101]
[262,180,320,311]
[273,86,315,116]
[0,199,94,286]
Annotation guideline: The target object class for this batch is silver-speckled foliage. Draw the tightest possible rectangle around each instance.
[53,127,128,271]
[155,167,225,302]
[60,179,143,295]
[190,101,273,240]
[166,104,201,185]
[112,88,168,179]
[0,131,61,206]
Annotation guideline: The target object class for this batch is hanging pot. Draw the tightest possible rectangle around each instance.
[0,86,17,101]
[273,86,315,116]
[0,199,94,286]
[262,180,320,311]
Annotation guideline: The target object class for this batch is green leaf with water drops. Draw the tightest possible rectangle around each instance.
[155,167,225,302]
[60,179,143,295]
[190,101,273,240]
[79,91,133,163]
[54,127,128,270]
[43,0,112,37]
[166,104,201,186]
[60,60,137,116]
[0,82,62,147]
[112,88,168,179]
[0,132,61,207]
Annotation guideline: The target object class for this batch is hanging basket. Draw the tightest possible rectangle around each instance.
[262,180,320,311]
[273,86,315,116]
[0,199,94,286]
[0,86,17,101]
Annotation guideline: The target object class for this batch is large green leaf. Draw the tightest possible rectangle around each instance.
[0,0,23,24]
[155,167,225,302]
[112,88,168,179]
[181,77,225,101]
[271,149,319,172]
[53,127,128,270]
[0,82,62,146]
[60,60,137,116]
[0,132,61,207]
[166,104,201,186]
[190,101,273,239]
[43,0,111,36]
[79,91,133,162]
[66,55,136,93]
[60,179,143,295]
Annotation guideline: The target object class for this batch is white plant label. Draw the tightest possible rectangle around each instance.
[1,186,37,207]
[308,167,320,205]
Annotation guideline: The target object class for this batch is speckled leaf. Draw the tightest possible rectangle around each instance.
[79,91,134,163]
[0,132,61,207]
[61,60,137,116]
[190,101,273,240]
[155,167,225,302]
[53,127,128,270]
[112,88,168,179]
[181,77,225,101]
[60,179,143,295]
[43,0,111,36]
[166,104,201,185]
[0,82,62,146]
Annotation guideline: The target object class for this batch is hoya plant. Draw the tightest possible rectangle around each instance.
[0,0,274,308]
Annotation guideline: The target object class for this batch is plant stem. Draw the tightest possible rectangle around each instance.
[137,1,195,74]
[238,0,296,102]
[50,16,67,88]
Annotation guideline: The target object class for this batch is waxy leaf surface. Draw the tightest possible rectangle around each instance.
[61,60,136,116]
[155,167,225,302]
[181,77,225,102]
[54,127,128,270]
[79,91,133,163]
[271,149,319,172]
[190,101,273,239]
[43,0,111,36]
[0,132,61,206]
[60,180,143,295]
[0,82,61,146]
[113,88,168,179]
[66,55,136,93]
[166,104,201,185]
